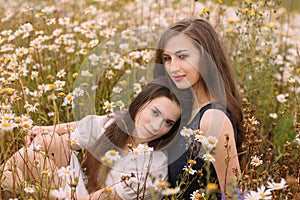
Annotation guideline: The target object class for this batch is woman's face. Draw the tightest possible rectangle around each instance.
[162,34,201,90]
[134,97,181,144]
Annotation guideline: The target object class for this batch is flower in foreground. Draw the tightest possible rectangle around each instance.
[206,183,218,193]
[269,113,278,119]
[51,187,67,199]
[131,144,154,155]
[180,127,193,137]
[202,135,218,151]
[162,187,180,196]
[190,189,204,200]
[105,150,121,161]
[250,155,263,167]
[183,165,197,175]
[257,185,272,199]
[155,181,169,189]
[24,186,35,193]
[267,178,288,191]
[72,87,84,97]
[202,153,216,162]
[57,166,74,178]
[0,120,17,131]
[103,101,115,112]
[276,93,288,103]
[244,190,260,200]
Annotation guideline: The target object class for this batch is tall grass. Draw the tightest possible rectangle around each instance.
[0,0,299,199]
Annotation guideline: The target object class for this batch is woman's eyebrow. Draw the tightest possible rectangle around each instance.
[175,50,188,54]
[163,50,188,54]
[153,106,162,114]
[154,105,177,123]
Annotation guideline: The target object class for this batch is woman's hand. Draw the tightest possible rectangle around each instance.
[25,125,55,146]
[25,122,77,146]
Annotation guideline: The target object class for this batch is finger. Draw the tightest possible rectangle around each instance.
[24,135,31,146]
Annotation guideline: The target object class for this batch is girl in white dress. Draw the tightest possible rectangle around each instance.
[2,79,192,199]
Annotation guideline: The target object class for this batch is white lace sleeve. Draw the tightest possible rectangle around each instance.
[71,115,112,149]
[108,150,168,200]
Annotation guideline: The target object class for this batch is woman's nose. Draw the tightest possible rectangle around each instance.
[169,58,180,72]
[151,117,163,132]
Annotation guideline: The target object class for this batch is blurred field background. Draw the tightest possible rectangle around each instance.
[0,0,299,199]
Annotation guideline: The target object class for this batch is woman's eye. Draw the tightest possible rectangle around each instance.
[165,120,174,127]
[163,56,171,62]
[178,54,188,59]
[151,109,159,117]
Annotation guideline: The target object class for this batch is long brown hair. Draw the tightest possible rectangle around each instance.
[83,78,191,192]
[154,18,244,154]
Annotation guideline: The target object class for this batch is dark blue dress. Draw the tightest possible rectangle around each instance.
[167,103,238,200]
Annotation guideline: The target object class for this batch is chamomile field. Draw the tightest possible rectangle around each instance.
[0,0,299,199]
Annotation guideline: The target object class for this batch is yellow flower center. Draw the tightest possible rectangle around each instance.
[104,187,112,193]
[1,122,10,127]
[208,138,216,144]
[109,150,117,156]
[195,193,202,199]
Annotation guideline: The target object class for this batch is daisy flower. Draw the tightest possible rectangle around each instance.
[267,178,288,191]
[24,186,35,193]
[180,127,193,137]
[195,133,206,143]
[42,169,51,177]
[119,80,128,87]
[269,113,278,119]
[202,136,218,151]
[50,187,67,199]
[276,93,288,103]
[56,69,66,78]
[106,70,115,79]
[112,86,122,93]
[183,165,197,175]
[81,70,90,77]
[202,153,216,162]
[257,185,272,199]
[190,189,204,200]
[249,116,260,125]
[250,155,263,167]
[155,181,169,189]
[121,29,135,39]
[88,39,99,48]
[27,143,42,151]
[162,187,180,196]
[15,47,28,57]
[103,101,115,112]
[244,190,260,200]
[104,150,121,161]
[41,5,56,13]
[72,87,84,97]
[84,5,97,15]
[88,53,100,66]
[58,17,70,26]
[133,83,142,95]
[115,100,125,110]
[0,120,17,131]
[101,155,114,166]
[131,144,154,155]
[57,166,74,178]
[70,137,79,146]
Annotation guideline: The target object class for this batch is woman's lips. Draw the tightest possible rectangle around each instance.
[173,75,185,82]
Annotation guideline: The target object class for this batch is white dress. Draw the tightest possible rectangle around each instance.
[69,115,168,199]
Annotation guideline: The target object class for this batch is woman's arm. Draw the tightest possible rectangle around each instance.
[200,109,240,193]
[25,121,77,146]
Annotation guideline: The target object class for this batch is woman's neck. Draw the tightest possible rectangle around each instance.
[189,84,211,122]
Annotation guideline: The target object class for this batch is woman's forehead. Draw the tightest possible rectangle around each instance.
[163,34,196,53]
